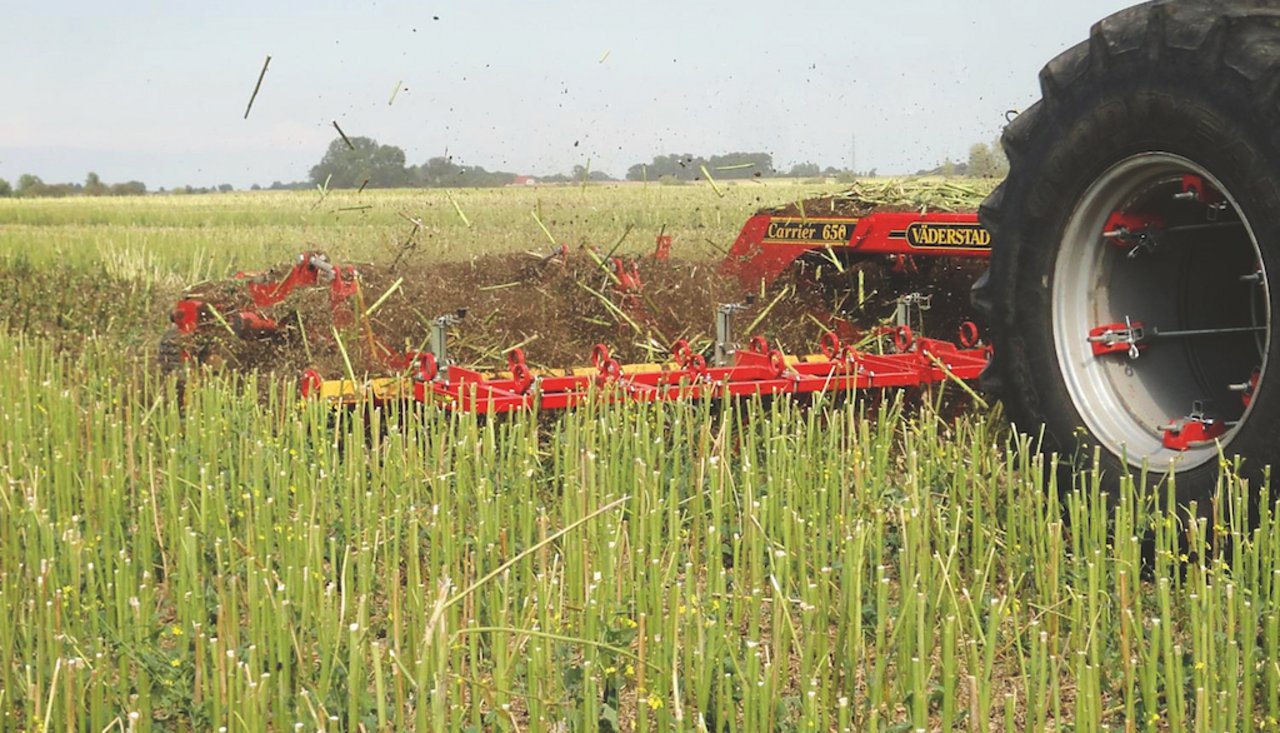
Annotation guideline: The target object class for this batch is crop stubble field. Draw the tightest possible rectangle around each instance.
[1,181,1279,731]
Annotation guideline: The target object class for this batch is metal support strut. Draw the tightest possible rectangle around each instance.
[429,309,467,379]
[715,302,749,367]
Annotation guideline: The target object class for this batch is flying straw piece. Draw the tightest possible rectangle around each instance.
[363,277,404,318]
[699,164,724,198]
[312,174,332,210]
[447,194,471,227]
[332,121,355,150]
[744,286,791,335]
[598,50,611,64]
[530,207,557,246]
[243,55,271,120]
[388,80,403,106]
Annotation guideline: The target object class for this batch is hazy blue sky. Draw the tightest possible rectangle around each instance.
[0,1,1135,189]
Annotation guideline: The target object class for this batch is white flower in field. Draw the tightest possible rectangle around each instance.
[227,649,235,659]
[128,712,140,722]
[350,623,359,633]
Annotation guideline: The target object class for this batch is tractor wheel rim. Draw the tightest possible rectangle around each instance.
[1053,152,1269,472]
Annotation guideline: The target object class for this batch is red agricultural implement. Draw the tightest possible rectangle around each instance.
[164,209,994,413]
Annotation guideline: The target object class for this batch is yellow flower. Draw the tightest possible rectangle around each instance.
[170,626,183,636]
[647,693,664,710]
[170,659,181,668]
[625,664,635,678]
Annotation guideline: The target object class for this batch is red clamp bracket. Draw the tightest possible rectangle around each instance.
[171,299,203,334]
[414,352,439,382]
[1103,212,1165,258]
[506,348,535,394]
[670,339,707,377]
[591,344,622,384]
[1177,175,1224,206]
[300,369,324,399]
[1161,416,1228,451]
[893,325,915,354]
[1233,367,1261,408]
[1088,318,1146,359]
[654,234,672,261]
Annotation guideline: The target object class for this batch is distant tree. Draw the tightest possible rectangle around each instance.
[966,139,1008,178]
[250,183,262,191]
[309,136,411,189]
[787,162,821,178]
[109,181,147,196]
[565,164,613,183]
[409,156,462,187]
[627,152,775,181]
[627,154,699,181]
[16,174,45,197]
[707,152,774,179]
[84,172,109,196]
[406,156,517,188]
[217,183,234,193]
[0,178,10,197]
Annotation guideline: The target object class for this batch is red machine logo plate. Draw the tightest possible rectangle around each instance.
[762,218,855,245]
[902,221,990,248]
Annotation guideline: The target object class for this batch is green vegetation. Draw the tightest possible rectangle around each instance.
[2,185,1277,730]
[0,180,845,274]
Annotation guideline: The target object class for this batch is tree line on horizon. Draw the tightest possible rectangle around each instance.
[0,136,1007,198]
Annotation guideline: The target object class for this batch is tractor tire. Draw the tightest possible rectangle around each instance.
[974,0,1280,505]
